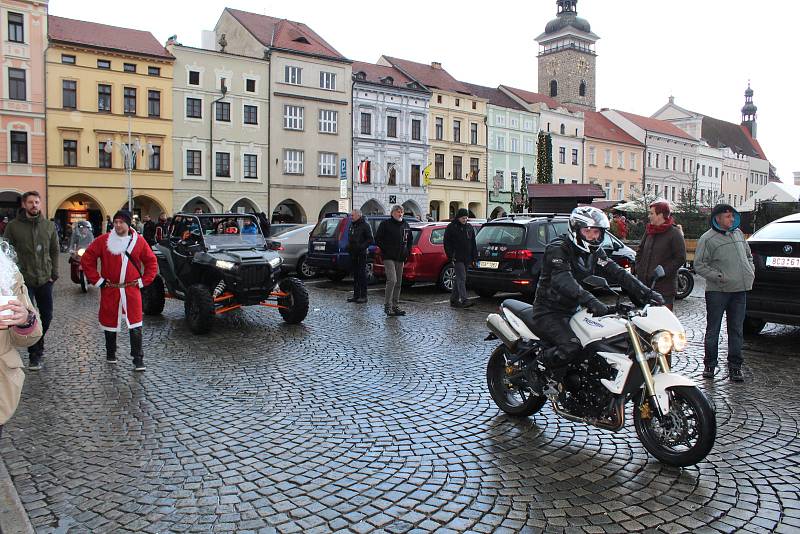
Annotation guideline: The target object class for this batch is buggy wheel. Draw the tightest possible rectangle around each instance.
[185,283,214,334]
[278,277,309,324]
[142,275,165,315]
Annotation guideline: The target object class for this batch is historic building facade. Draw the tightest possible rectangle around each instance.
[351,61,429,218]
[167,40,269,215]
[0,0,48,217]
[215,8,352,223]
[380,56,487,221]
[45,15,174,231]
[583,111,644,201]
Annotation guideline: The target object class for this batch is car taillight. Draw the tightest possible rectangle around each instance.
[616,257,631,269]
[503,249,534,261]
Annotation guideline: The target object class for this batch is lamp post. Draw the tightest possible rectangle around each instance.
[105,115,154,214]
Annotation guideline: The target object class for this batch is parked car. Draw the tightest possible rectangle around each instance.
[307,213,421,282]
[466,213,636,299]
[266,223,301,237]
[743,212,800,335]
[267,224,317,279]
[373,221,484,291]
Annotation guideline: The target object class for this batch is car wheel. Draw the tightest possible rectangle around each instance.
[365,261,376,285]
[297,256,317,279]
[278,277,309,324]
[327,271,347,282]
[142,275,166,316]
[437,263,456,292]
[743,316,766,336]
[184,283,214,334]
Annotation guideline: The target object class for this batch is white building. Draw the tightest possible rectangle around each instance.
[351,61,430,218]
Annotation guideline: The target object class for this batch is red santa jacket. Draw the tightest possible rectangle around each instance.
[81,230,157,331]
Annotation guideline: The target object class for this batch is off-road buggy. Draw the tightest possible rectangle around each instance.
[141,213,309,333]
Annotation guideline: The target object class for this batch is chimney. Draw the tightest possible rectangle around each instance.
[431,61,442,70]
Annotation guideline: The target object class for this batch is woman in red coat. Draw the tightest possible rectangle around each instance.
[81,210,157,371]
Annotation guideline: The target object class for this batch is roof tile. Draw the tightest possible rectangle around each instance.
[381,56,472,95]
[48,15,173,59]
[584,111,643,146]
[351,61,417,88]
[460,83,526,111]
[617,110,697,141]
[498,85,562,109]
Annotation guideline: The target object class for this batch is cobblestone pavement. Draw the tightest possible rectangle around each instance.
[1,260,799,533]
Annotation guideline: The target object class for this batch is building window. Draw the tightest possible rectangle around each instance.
[244,105,258,125]
[8,68,25,101]
[470,158,479,182]
[496,136,505,151]
[411,164,421,187]
[412,119,421,141]
[98,84,111,112]
[360,112,371,135]
[97,59,111,70]
[436,95,442,104]
[188,70,200,85]
[62,80,77,109]
[61,54,76,65]
[524,139,534,154]
[589,146,596,165]
[284,149,304,174]
[123,63,136,73]
[148,90,160,117]
[511,138,519,153]
[617,183,624,200]
[123,144,137,170]
[496,115,505,126]
[284,66,302,85]
[387,163,397,185]
[283,105,304,130]
[148,66,160,76]
[63,140,77,167]
[215,152,231,177]
[186,97,201,119]
[559,147,566,164]
[453,120,461,143]
[655,154,660,168]
[8,12,24,43]
[560,124,565,135]
[215,101,230,122]
[435,153,444,179]
[647,152,652,167]
[550,80,558,97]
[604,149,611,167]
[579,81,586,97]
[470,123,478,145]
[605,182,611,199]
[319,110,337,134]
[10,132,27,163]
[359,160,371,184]
[453,156,463,180]
[387,116,397,138]
[123,87,136,115]
[186,150,201,176]
[617,150,624,168]
[243,154,258,179]
[572,149,579,165]
[435,117,443,140]
[455,98,460,107]
[472,101,477,110]
[319,71,336,90]
[98,142,111,168]
[246,79,256,93]
[146,145,160,170]
[630,153,637,171]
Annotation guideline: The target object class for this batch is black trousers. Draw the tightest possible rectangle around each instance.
[530,310,583,368]
[26,281,53,357]
[352,253,368,299]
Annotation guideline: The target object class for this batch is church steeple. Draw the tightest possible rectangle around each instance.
[741,82,758,139]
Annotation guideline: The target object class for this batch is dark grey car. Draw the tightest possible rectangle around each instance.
[269,224,317,278]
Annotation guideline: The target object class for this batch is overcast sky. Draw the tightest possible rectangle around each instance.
[50,0,799,181]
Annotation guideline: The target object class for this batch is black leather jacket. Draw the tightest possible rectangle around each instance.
[534,236,652,315]
[347,217,373,256]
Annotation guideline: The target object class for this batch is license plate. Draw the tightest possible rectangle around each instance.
[479,261,499,269]
[766,256,800,268]
[314,242,326,251]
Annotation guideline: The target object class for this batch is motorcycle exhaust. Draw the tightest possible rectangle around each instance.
[486,314,521,351]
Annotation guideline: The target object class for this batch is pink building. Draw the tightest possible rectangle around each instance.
[0,0,47,219]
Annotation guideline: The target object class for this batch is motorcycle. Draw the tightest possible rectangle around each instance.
[68,221,94,293]
[675,263,695,300]
[484,266,716,467]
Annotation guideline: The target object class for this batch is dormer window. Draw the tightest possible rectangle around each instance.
[293,36,310,44]
[355,71,367,81]
[380,76,394,86]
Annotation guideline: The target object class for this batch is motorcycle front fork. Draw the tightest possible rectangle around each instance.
[625,321,667,418]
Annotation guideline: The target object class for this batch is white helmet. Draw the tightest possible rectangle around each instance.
[569,206,609,253]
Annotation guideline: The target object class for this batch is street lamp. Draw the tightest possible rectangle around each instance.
[105,115,154,214]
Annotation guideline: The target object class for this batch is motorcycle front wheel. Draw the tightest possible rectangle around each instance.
[486,344,546,417]
[675,268,694,300]
[634,386,716,467]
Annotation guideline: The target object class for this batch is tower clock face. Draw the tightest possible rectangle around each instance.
[577,59,589,74]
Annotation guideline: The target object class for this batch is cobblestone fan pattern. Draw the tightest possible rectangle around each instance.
[1,262,799,533]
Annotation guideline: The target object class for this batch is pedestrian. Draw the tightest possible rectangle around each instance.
[694,203,754,383]
[346,209,373,304]
[194,207,203,215]
[132,216,143,234]
[154,212,169,242]
[80,210,158,372]
[258,211,271,237]
[375,205,412,317]
[142,214,157,245]
[634,200,686,311]
[2,191,58,371]
[0,238,42,438]
[105,215,113,233]
[444,208,477,308]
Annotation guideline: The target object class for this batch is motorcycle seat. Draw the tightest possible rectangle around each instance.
[501,299,539,331]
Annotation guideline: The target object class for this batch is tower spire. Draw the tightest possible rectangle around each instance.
[741,82,758,139]
[557,0,578,15]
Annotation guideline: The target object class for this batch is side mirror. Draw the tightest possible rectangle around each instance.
[267,241,282,251]
[583,275,610,290]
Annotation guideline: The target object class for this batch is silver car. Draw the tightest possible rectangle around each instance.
[270,224,318,278]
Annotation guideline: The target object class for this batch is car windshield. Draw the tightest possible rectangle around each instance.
[171,215,266,249]
[752,221,800,241]
[311,217,343,238]
[476,225,526,247]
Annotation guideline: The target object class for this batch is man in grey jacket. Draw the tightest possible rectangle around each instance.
[694,204,754,382]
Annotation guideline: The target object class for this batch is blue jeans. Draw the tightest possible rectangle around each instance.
[704,291,746,369]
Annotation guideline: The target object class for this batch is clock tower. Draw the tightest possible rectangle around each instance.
[536,0,599,111]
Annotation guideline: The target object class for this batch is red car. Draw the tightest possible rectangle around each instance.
[373,222,482,292]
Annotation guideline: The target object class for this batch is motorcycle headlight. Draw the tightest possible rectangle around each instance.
[651,331,673,355]
[671,331,688,352]
[77,248,85,256]
[215,260,236,270]
[268,257,283,269]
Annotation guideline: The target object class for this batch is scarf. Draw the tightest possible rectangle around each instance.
[646,216,675,235]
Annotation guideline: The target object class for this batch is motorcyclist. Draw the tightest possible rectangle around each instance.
[69,221,94,253]
[532,206,664,374]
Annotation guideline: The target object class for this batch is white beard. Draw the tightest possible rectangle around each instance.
[0,250,19,296]
[107,230,131,256]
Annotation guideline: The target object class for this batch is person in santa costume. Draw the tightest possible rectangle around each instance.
[81,210,157,371]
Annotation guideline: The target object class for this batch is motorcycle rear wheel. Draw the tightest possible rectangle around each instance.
[486,344,546,417]
[634,385,716,467]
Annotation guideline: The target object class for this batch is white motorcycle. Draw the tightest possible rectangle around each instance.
[485,266,716,467]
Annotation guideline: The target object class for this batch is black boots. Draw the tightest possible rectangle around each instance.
[104,329,145,371]
[104,331,118,363]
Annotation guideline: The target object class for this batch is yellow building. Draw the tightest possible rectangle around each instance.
[46,16,174,231]
[584,111,644,201]
[380,57,487,220]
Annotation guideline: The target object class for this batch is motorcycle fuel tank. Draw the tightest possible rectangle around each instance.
[569,310,628,347]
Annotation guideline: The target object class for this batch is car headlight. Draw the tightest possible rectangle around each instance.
[268,257,283,269]
[651,331,673,355]
[215,260,236,270]
[671,331,688,352]
[77,248,85,256]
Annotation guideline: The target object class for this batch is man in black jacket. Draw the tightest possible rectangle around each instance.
[142,214,157,246]
[443,208,477,308]
[375,205,412,316]
[347,209,373,303]
[533,207,664,374]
